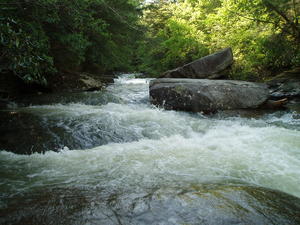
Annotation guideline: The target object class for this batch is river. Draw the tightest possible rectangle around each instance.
[0,74,300,225]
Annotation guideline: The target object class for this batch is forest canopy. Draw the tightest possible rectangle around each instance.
[0,0,299,84]
[0,0,143,84]
[139,0,300,80]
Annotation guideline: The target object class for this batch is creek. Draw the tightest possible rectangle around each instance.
[0,74,300,225]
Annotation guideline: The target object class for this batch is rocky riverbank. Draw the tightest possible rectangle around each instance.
[0,72,115,109]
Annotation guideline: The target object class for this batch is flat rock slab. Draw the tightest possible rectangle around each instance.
[161,48,233,79]
[150,79,269,112]
[2,184,300,225]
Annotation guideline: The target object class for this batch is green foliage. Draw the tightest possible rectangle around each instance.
[159,19,208,69]
[139,0,300,79]
[0,18,55,84]
[138,0,209,75]
[0,0,142,84]
[1,0,299,83]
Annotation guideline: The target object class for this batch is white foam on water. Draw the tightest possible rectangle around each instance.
[0,74,299,201]
[1,121,299,198]
[265,112,300,127]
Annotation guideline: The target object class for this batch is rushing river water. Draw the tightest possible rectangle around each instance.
[1,74,300,225]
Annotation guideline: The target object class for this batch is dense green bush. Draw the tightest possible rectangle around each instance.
[0,0,142,84]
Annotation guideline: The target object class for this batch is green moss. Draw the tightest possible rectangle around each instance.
[174,85,186,94]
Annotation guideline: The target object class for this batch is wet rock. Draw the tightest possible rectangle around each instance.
[0,94,145,154]
[1,184,300,225]
[49,72,111,93]
[267,67,300,113]
[120,184,300,225]
[161,48,233,79]
[264,98,288,109]
[267,67,300,100]
[79,74,104,91]
[150,78,269,113]
[0,111,64,154]
[286,100,300,114]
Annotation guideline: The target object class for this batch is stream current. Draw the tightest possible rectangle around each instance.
[0,74,300,224]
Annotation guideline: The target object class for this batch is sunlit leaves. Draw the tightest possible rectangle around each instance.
[139,0,299,79]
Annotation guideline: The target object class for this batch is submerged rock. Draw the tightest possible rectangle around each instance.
[150,78,269,112]
[161,48,233,79]
[1,184,300,225]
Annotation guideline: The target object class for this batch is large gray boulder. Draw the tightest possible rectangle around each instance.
[161,48,233,79]
[150,79,269,112]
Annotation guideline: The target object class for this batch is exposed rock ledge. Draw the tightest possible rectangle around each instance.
[160,48,233,79]
[150,78,269,113]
